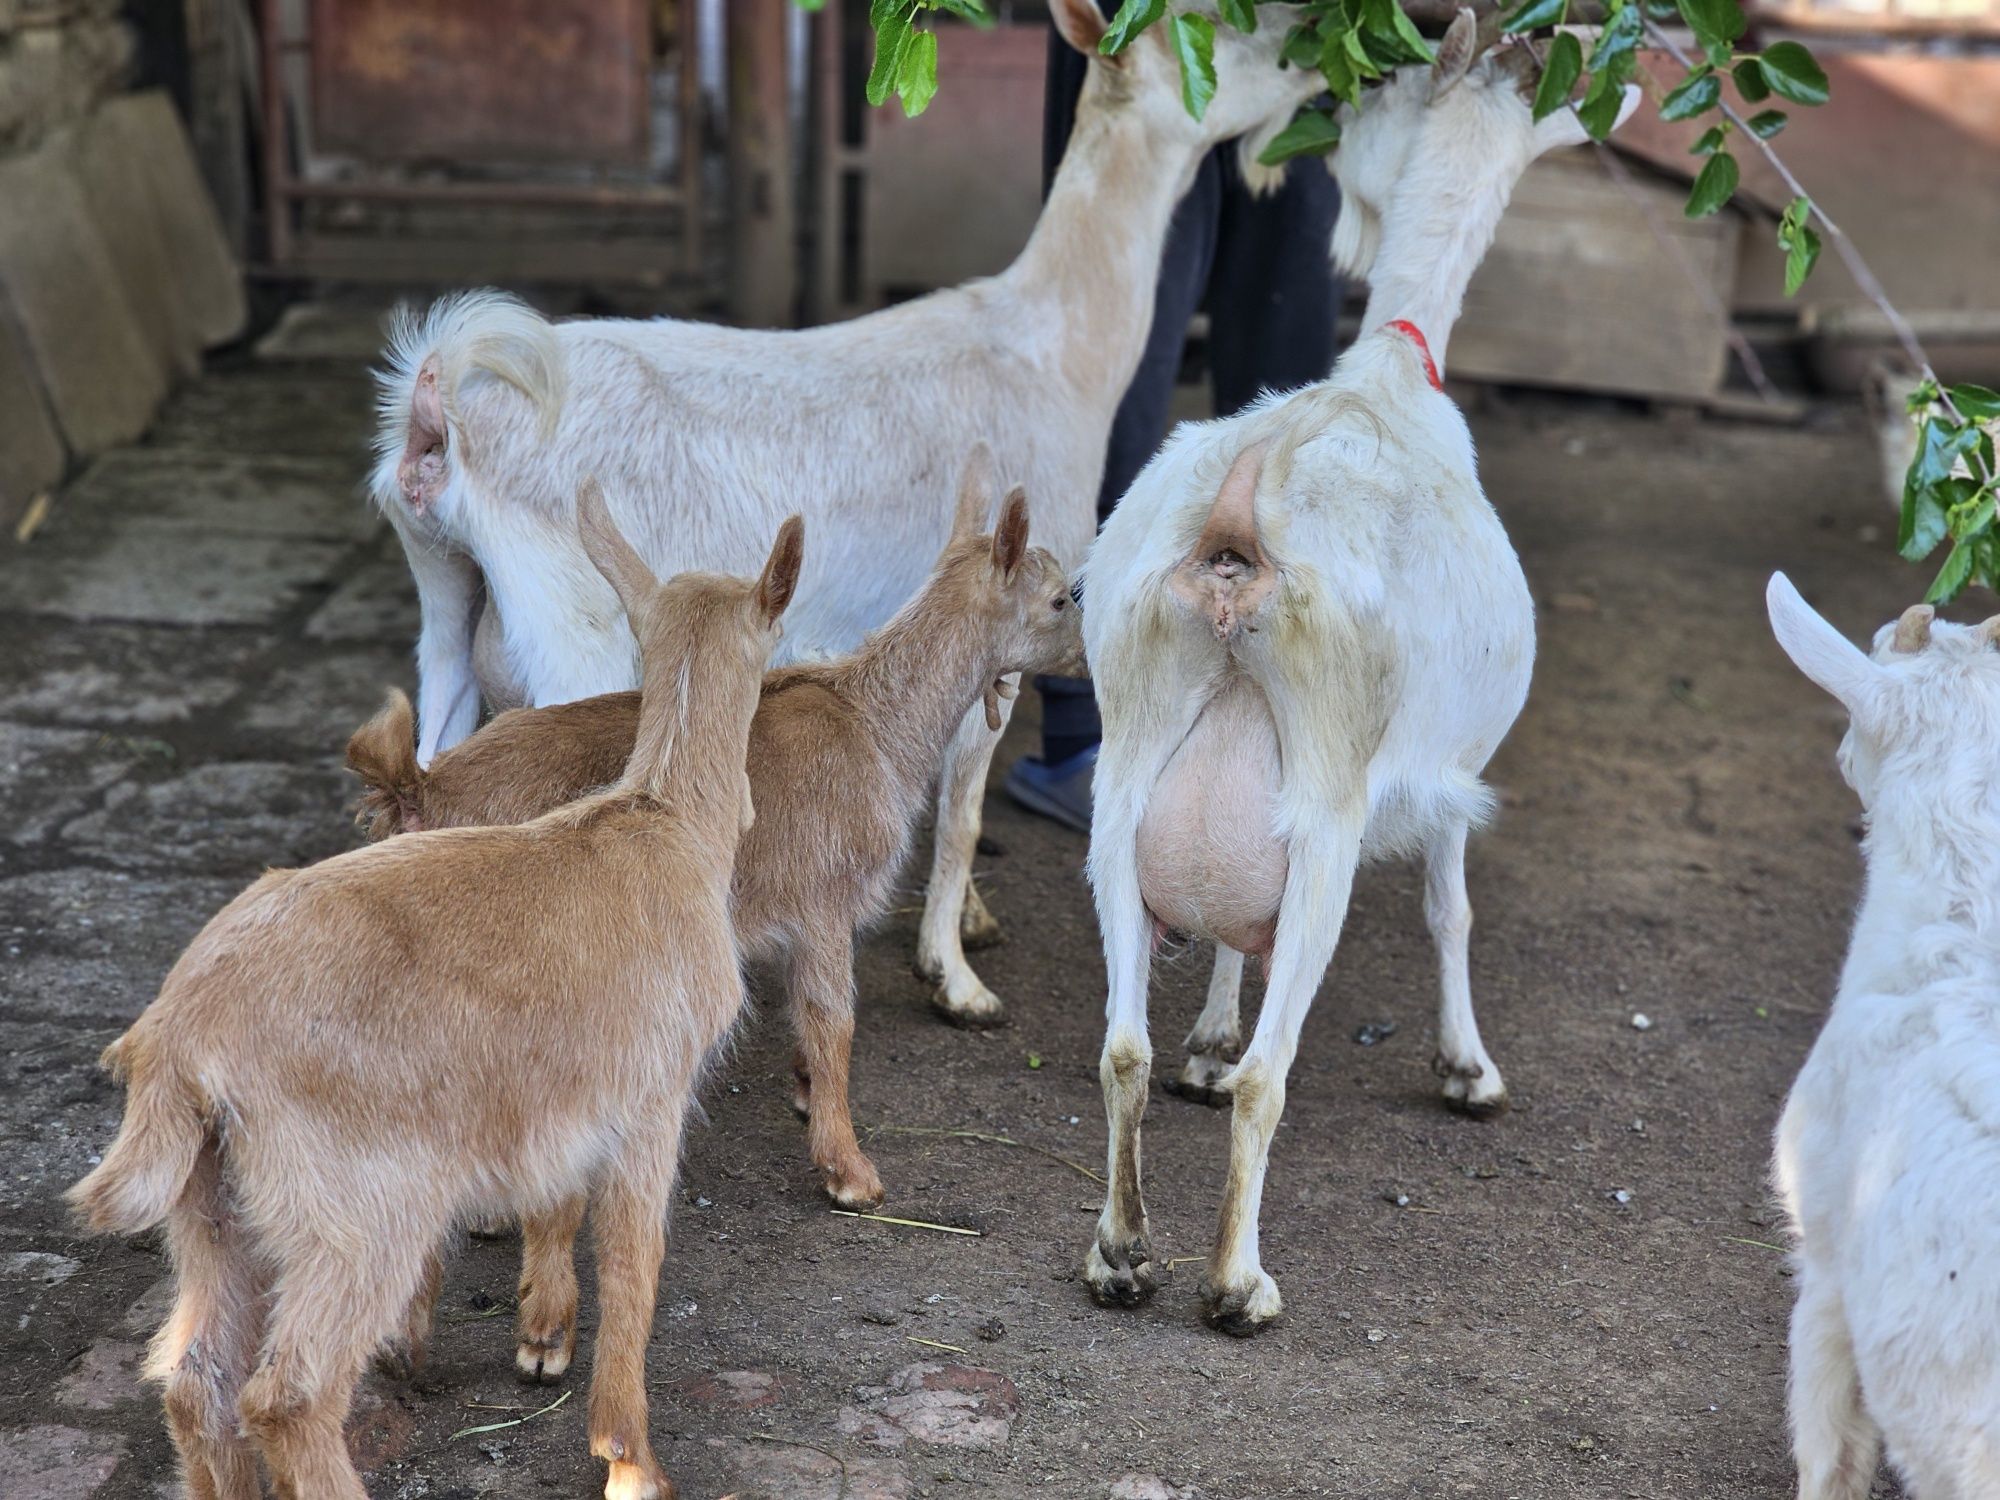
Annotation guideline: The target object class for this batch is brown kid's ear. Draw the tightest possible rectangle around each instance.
[992,486,1030,581]
[758,514,806,626]
[950,442,997,544]
[1051,0,1110,58]
[576,479,660,631]
[1430,7,1478,99]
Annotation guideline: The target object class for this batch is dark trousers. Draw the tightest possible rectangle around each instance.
[1036,26,1344,764]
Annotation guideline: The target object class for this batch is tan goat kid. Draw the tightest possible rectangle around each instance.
[68,485,802,1500]
[346,467,1082,1382]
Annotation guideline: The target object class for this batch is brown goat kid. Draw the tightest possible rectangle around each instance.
[69,484,803,1500]
[346,465,1081,1385]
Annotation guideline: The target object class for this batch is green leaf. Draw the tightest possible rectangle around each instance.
[1504,0,1569,31]
[1952,490,1997,543]
[1777,196,1820,295]
[1531,32,1583,121]
[865,4,914,106]
[1689,123,1729,155]
[1949,383,2000,423]
[897,27,939,116]
[1280,20,1321,67]
[1170,12,1218,120]
[793,0,826,10]
[1900,477,1949,561]
[1319,42,1360,106]
[1589,2,1644,72]
[1758,41,1830,106]
[1745,108,1787,139]
[1926,536,1976,603]
[1217,0,1257,32]
[931,0,994,23]
[1659,68,1720,122]
[1676,0,1745,66]
[1364,0,1435,62]
[1905,377,1940,415]
[1575,62,1632,139]
[1027,1052,1043,1069]
[1257,106,1343,164]
[1685,148,1739,217]
[1100,0,1167,53]
[1915,419,1984,488]
[1731,57,1770,101]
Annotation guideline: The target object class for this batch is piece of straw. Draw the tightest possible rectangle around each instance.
[448,1389,571,1441]
[831,1210,981,1237]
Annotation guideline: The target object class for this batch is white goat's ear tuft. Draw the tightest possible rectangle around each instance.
[1235,119,1295,198]
[1767,572,1883,714]
[1430,8,1478,99]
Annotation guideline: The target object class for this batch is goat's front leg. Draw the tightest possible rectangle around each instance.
[1163,945,1245,1107]
[1426,821,1508,1116]
[516,1192,587,1385]
[786,927,885,1209]
[1203,813,1363,1337]
[915,685,1014,1027]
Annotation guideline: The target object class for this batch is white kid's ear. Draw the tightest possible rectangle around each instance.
[1532,80,1641,155]
[1767,572,1882,714]
[1050,0,1109,57]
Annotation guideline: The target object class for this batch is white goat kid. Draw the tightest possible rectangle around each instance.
[369,2,1317,1027]
[1080,28,1639,1334]
[1768,574,2000,1500]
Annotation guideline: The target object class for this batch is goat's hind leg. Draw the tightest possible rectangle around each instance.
[1163,945,1245,1107]
[1788,1269,1879,1500]
[916,690,1014,1028]
[1426,821,1507,1116]
[152,1139,263,1500]
[516,1192,587,1385]
[787,928,885,1209]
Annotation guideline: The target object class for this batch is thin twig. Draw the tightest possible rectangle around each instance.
[1643,18,1994,481]
[831,1209,982,1236]
[448,1389,571,1442]
[1723,1235,1789,1253]
[906,1335,970,1354]
[867,1123,1105,1184]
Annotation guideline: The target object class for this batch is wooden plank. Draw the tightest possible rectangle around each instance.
[1449,152,1740,400]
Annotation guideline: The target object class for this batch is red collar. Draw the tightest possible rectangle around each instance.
[1384,319,1443,392]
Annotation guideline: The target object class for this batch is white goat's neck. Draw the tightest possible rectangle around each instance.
[1006,106,1194,407]
[1843,793,2000,1000]
[1358,152,1530,371]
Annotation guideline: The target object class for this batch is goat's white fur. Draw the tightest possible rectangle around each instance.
[1768,573,2000,1499]
[1077,50,1640,1331]
[368,3,1317,1025]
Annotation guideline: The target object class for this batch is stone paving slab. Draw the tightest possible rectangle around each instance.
[0,143,166,456]
[303,528,421,644]
[0,620,263,728]
[0,867,242,1023]
[50,449,380,545]
[56,758,361,876]
[0,723,145,845]
[0,524,349,627]
[142,365,377,463]
[237,645,414,751]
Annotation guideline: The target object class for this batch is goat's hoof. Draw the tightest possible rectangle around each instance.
[1084,1238,1157,1308]
[515,1328,574,1386]
[1162,1051,1234,1108]
[930,984,1006,1030]
[1437,1055,1509,1118]
[824,1158,887,1211]
[1199,1268,1282,1337]
[598,1451,674,1500]
[959,908,1003,951]
[372,1339,425,1383]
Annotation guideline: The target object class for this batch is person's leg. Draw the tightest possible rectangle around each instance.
[1206,150,1344,418]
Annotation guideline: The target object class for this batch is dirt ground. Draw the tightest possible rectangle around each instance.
[0,334,1924,1499]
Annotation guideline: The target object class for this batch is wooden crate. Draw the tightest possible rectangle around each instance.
[1449,149,1742,401]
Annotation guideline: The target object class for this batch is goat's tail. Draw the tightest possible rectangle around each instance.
[371,289,566,511]
[1330,198,1383,281]
[67,1032,210,1237]
[346,688,426,839]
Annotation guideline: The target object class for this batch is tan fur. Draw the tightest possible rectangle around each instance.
[346,473,1083,1379]
[69,484,803,1500]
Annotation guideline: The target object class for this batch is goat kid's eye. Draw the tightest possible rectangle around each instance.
[1052,596,1067,612]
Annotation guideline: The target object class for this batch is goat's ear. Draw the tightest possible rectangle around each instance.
[1767,572,1882,714]
[951,442,996,544]
[992,487,1030,581]
[757,515,806,627]
[1430,8,1478,99]
[1051,0,1109,58]
[1532,81,1640,154]
[577,479,659,627]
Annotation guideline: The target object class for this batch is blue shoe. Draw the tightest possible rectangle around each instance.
[1003,744,1096,835]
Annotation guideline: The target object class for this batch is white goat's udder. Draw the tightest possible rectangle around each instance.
[1135,675,1287,957]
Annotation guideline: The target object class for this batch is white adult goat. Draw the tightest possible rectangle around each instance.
[1768,574,2000,1500]
[1079,26,1639,1333]
[368,1,1318,1027]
